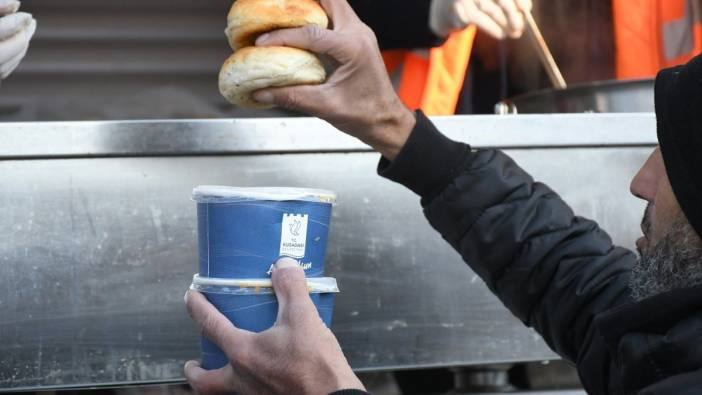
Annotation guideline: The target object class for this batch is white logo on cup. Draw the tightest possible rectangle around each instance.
[280,214,309,259]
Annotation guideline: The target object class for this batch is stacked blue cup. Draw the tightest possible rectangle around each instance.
[191,186,339,370]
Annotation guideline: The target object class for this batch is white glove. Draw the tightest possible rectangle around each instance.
[0,1,35,79]
[430,0,532,39]
[0,0,19,15]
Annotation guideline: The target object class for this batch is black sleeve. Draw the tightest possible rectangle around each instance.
[379,111,635,363]
[638,369,702,395]
[329,390,371,395]
[347,0,443,49]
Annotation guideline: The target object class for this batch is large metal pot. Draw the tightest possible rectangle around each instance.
[498,79,654,114]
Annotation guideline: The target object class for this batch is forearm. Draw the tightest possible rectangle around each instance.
[379,112,634,360]
[347,0,444,49]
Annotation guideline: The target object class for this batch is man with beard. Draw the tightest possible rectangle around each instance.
[183,1,702,393]
[631,198,702,302]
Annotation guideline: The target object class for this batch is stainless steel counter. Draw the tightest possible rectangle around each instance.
[0,114,657,391]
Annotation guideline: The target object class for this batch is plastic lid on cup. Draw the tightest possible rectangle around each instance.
[190,274,340,295]
[192,186,337,204]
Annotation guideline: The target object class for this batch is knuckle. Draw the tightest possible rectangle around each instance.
[313,88,340,116]
[325,95,344,115]
[279,90,301,109]
[360,24,377,42]
[203,314,224,338]
[276,267,302,288]
[303,24,326,44]
[347,38,366,58]
[327,96,350,122]
[212,327,231,347]
[231,342,253,367]
[281,299,317,326]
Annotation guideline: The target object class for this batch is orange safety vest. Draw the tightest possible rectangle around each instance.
[614,0,702,79]
[382,26,477,116]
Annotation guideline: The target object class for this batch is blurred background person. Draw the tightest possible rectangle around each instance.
[354,0,702,115]
[612,0,702,79]
[351,0,532,116]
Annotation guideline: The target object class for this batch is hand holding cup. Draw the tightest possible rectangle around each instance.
[184,258,364,395]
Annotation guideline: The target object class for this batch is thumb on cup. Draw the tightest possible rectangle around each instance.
[272,257,316,322]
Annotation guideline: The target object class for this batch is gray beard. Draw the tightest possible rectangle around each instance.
[630,216,702,302]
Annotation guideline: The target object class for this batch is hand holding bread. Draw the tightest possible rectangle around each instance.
[219,0,329,109]
[252,0,416,161]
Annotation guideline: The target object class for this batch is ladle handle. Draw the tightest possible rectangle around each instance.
[525,11,567,90]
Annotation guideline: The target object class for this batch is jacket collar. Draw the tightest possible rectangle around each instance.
[594,284,702,392]
[595,283,702,342]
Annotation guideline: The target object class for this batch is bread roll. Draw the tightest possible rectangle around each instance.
[219,46,326,109]
[226,0,329,50]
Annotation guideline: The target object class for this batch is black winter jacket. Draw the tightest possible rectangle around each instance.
[333,112,702,394]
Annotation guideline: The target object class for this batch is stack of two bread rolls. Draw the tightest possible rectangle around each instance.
[219,0,329,109]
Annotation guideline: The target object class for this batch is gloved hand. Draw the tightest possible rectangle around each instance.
[0,1,36,79]
[0,0,19,14]
[430,0,532,39]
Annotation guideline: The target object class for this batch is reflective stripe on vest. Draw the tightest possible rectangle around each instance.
[614,0,702,79]
[382,26,477,116]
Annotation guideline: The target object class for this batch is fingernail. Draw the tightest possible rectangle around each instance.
[253,90,273,104]
[256,33,270,45]
[275,257,299,269]
[184,360,201,374]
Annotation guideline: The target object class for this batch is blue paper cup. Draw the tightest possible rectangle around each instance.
[193,186,336,279]
[190,274,339,370]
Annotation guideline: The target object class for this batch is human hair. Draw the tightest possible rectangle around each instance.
[630,212,702,301]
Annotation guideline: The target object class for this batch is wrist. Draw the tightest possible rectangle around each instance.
[334,374,366,393]
[367,103,416,161]
[378,110,471,200]
[318,366,365,395]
